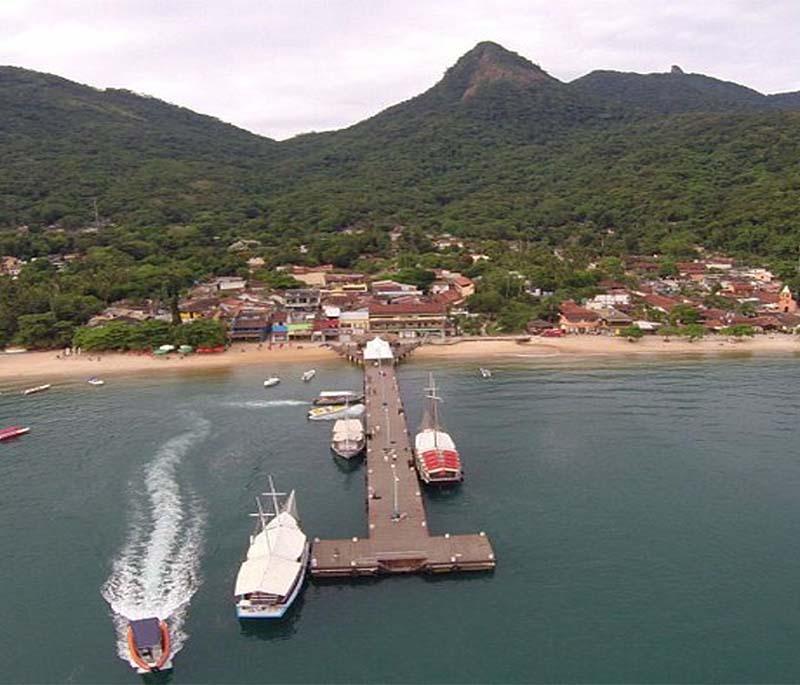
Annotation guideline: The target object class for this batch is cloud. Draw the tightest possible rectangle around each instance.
[1,0,799,139]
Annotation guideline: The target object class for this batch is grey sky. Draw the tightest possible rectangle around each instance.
[2,0,798,139]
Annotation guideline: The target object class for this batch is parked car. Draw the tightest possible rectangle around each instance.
[541,328,565,338]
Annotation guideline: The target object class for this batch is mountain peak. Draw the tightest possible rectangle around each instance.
[438,41,557,100]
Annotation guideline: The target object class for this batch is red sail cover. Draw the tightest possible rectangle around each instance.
[421,449,461,473]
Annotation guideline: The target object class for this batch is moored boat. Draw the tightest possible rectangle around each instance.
[330,418,365,459]
[301,369,316,382]
[0,425,30,441]
[126,617,172,674]
[22,384,51,395]
[413,374,463,485]
[479,367,492,378]
[263,377,280,387]
[235,477,309,619]
[307,403,365,421]
[87,377,105,386]
[313,390,364,406]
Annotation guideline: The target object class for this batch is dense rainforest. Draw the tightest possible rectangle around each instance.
[2,40,800,346]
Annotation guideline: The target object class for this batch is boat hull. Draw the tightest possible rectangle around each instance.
[0,427,30,441]
[236,543,309,619]
[126,620,172,674]
[331,441,365,460]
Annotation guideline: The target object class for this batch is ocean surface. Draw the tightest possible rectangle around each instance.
[2,354,800,683]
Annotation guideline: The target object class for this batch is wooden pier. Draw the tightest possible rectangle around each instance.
[310,352,496,577]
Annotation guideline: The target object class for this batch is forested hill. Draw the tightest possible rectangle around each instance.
[2,42,800,261]
[0,66,276,228]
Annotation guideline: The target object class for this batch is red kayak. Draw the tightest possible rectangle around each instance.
[0,426,30,442]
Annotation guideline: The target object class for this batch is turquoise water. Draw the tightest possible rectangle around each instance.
[2,356,800,683]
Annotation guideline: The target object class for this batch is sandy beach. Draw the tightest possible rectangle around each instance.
[2,335,798,386]
[0,343,337,386]
[415,334,800,360]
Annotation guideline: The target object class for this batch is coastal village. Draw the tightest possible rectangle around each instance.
[14,249,792,346]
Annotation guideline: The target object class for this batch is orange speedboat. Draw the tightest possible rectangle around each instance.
[126,618,172,674]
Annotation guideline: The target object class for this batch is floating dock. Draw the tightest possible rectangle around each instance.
[311,344,495,576]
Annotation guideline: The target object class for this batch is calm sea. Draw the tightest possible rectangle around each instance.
[2,355,800,683]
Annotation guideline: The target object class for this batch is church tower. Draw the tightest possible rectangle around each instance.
[779,285,797,313]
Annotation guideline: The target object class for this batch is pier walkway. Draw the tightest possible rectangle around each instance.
[310,355,495,577]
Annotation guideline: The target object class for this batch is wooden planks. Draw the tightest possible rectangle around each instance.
[310,359,495,577]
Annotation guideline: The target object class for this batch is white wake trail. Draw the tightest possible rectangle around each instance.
[223,399,309,408]
[101,415,210,664]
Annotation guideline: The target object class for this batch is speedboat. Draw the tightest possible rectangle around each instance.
[87,377,105,386]
[307,403,365,421]
[263,377,280,388]
[301,369,316,382]
[313,390,364,406]
[479,368,492,378]
[235,477,309,619]
[126,617,172,674]
[0,426,30,441]
[22,384,51,395]
[330,418,365,459]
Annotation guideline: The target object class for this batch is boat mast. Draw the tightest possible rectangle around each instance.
[266,474,281,518]
[425,372,442,449]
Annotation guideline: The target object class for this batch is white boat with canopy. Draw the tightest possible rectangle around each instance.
[330,418,365,459]
[234,477,309,619]
[313,390,363,406]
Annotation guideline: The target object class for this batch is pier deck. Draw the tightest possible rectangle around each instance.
[311,360,495,576]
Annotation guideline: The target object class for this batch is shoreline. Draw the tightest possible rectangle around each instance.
[415,334,800,360]
[0,343,338,387]
[1,335,798,386]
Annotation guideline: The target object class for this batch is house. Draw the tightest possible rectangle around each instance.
[229,314,270,341]
[338,309,370,340]
[741,268,773,283]
[526,319,554,335]
[0,256,23,277]
[451,275,475,299]
[640,293,681,313]
[585,290,631,309]
[558,301,600,334]
[179,297,220,321]
[368,302,449,339]
[322,273,368,294]
[247,257,265,270]
[312,317,340,341]
[284,288,321,311]
[597,308,634,334]
[371,280,423,300]
[291,265,333,287]
[210,276,247,292]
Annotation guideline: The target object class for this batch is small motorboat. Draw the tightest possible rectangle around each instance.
[87,377,105,386]
[126,617,172,674]
[263,377,280,388]
[23,384,51,395]
[307,403,365,422]
[301,369,316,382]
[479,368,492,378]
[313,390,364,406]
[0,426,30,442]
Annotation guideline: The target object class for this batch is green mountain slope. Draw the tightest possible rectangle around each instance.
[0,66,276,228]
[1,42,800,259]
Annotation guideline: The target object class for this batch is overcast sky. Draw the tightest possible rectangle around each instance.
[2,0,798,139]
